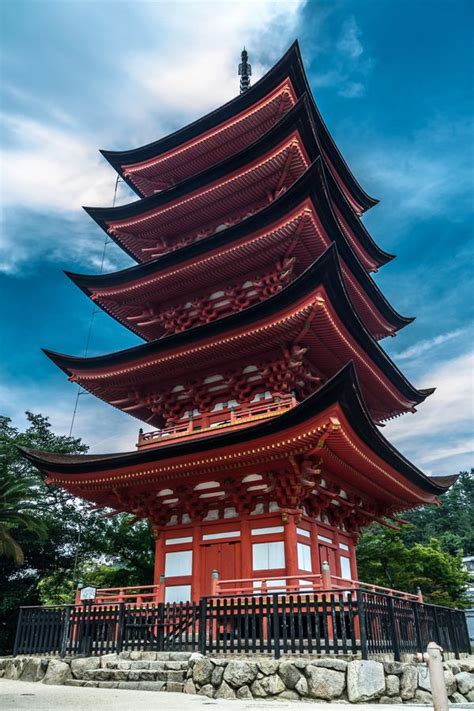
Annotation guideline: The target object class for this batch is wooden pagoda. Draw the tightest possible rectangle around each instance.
[21,42,456,605]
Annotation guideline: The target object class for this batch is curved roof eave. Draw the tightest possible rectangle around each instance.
[44,244,429,407]
[68,160,413,334]
[84,94,320,248]
[17,362,453,497]
[100,41,377,211]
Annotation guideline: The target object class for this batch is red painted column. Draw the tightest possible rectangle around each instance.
[241,514,252,585]
[283,513,298,587]
[153,529,165,589]
[192,523,201,601]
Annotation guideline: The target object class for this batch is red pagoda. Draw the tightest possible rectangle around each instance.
[22,43,456,606]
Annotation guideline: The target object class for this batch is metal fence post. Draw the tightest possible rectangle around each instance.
[412,601,423,653]
[60,606,72,658]
[198,597,208,655]
[387,596,401,661]
[355,589,368,660]
[12,608,24,657]
[116,603,125,654]
[157,602,165,651]
[272,593,281,659]
[447,609,460,659]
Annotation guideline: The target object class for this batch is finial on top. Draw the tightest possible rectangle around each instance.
[238,48,252,94]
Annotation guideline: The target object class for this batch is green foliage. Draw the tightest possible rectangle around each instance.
[0,412,153,654]
[402,471,474,556]
[357,527,470,607]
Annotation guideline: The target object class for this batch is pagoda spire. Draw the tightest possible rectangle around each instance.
[238,47,251,93]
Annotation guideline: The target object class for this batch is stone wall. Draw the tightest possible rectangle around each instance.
[0,652,473,704]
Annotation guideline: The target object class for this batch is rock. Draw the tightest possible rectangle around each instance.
[250,679,266,697]
[100,653,119,668]
[65,679,86,686]
[385,674,400,697]
[169,652,191,661]
[306,665,346,700]
[400,665,418,700]
[311,658,348,672]
[193,657,213,686]
[149,661,166,670]
[42,659,72,685]
[215,680,236,699]
[130,660,150,669]
[236,685,253,699]
[347,660,385,703]
[211,665,224,687]
[189,652,204,663]
[4,659,23,680]
[257,659,279,675]
[449,691,467,703]
[456,671,474,696]
[184,678,197,694]
[165,661,183,670]
[198,683,215,698]
[20,657,48,682]
[166,682,184,693]
[468,690,474,702]
[414,689,432,704]
[278,661,301,689]
[223,660,257,688]
[261,673,286,695]
[444,660,461,675]
[417,664,430,691]
[70,656,100,679]
[97,681,119,689]
[458,660,474,673]
[443,670,457,696]
[295,675,309,697]
[279,689,300,700]
[379,695,402,704]
[210,658,226,666]
[383,661,405,675]
[0,658,9,670]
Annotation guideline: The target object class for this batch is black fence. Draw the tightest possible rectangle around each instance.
[13,590,470,660]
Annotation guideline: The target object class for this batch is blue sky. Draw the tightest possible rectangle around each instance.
[1,0,473,476]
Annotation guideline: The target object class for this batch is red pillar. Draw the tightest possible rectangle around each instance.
[241,514,252,585]
[283,512,298,588]
[153,529,165,589]
[192,523,201,601]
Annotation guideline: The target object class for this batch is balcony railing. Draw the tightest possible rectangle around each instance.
[137,395,297,449]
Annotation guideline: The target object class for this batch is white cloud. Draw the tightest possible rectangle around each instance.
[337,17,364,60]
[0,0,307,275]
[393,329,465,361]
[359,116,473,219]
[312,15,372,99]
[384,349,474,474]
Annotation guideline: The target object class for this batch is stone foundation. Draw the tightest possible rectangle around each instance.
[1,652,473,704]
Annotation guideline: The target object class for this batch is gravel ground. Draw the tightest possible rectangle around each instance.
[2,680,474,711]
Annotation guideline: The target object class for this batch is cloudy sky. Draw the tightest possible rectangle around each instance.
[1,0,473,477]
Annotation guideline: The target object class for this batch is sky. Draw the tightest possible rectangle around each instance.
[1,0,473,478]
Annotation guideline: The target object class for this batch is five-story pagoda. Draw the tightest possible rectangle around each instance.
[21,43,456,604]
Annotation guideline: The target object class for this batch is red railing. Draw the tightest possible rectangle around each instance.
[214,573,422,602]
[75,584,162,606]
[137,395,297,449]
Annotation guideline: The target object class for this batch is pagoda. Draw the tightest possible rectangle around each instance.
[21,43,456,605]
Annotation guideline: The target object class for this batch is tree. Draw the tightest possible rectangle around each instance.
[401,470,474,556]
[0,469,46,565]
[0,412,153,654]
[357,525,469,607]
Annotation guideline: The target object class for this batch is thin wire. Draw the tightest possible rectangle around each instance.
[68,175,121,437]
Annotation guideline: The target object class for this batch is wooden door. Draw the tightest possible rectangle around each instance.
[318,544,337,577]
[200,541,241,595]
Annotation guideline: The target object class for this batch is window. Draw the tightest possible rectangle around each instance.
[340,556,352,580]
[165,585,191,604]
[296,527,310,538]
[202,530,240,541]
[251,526,284,536]
[253,579,286,592]
[318,535,333,544]
[297,543,312,572]
[252,541,285,570]
[164,550,192,577]
[166,536,193,545]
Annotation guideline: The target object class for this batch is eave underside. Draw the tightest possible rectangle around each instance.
[20,367,451,531]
